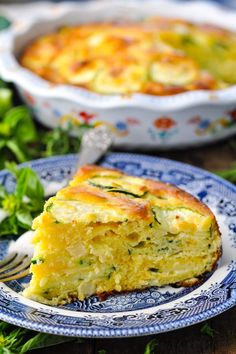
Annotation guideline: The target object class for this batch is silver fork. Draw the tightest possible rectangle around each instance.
[0,230,34,282]
[0,125,113,282]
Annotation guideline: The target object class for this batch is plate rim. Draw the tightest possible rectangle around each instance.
[0,152,235,337]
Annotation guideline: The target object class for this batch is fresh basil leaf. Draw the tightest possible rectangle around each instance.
[0,139,6,150]
[0,321,81,354]
[4,106,37,143]
[6,140,27,163]
[16,209,32,229]
[0,165,44,237]
[0,122,11,136]
[14,168,31,202]
[4,161,19,177]
[0,215,18,236]
[0,88,12,117]
[0,347,12,354]
[10,106,37,143]
[20,333,74,353]
[4,106,28,128]
[15,167,44,202]
[0,185,7,201]
[16,167,44,201]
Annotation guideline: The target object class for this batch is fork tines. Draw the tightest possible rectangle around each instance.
[0,252,31,282]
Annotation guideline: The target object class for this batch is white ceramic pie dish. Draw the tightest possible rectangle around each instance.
[1,0,236,149]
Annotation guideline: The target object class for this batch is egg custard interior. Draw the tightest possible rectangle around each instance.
[23,165,221,305]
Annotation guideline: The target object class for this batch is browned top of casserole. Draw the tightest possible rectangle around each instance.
[20,17,236,96]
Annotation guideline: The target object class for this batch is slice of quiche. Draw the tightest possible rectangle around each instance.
[23,165,221,305]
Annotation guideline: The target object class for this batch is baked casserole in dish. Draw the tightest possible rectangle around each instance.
[20,18,236,96]
[1,0,236,148]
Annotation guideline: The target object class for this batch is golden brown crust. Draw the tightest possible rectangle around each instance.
[58,183,152,220]
[20,17,234,95]
[72,164,216,220]
[73,164,122,182]
[145,179,214,216]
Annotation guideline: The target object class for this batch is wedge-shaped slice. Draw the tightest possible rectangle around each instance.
[23,165,221,305]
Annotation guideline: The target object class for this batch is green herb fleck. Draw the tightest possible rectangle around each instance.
[157,247,169,252]
[78,259,92,266]
[181,35,195,45]
[88,181,115,190]
[107,265,116,279]
[31,258,44,265]
[144,338,158,354]
[108,189,147,198]
[148,268,159,273]
[151,209,161,225]
[88,181,147,198]
[200,322,216,338]
[134,241,145,248]
[46,203,53,213]
[213,41,229,51]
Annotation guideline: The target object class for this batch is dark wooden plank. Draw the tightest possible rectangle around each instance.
[94,307,236,354]
[119,138,236,171]
[38,338,95,354]
[32,306,236,353]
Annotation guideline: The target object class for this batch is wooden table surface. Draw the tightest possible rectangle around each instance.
[36,138,236,354]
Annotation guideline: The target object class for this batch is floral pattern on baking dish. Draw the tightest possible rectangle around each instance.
[21,89,236,147]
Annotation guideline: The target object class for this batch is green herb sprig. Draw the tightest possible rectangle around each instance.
[0,321,78,353]
[0,79,92,168]
[144,339,158,354]
[42,124,83,157]
[215,162,236,183]
[200,322,216,338]
[0,162,44,237]
[0,80,38,169]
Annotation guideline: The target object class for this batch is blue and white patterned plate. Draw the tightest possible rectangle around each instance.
[0,153,235,337]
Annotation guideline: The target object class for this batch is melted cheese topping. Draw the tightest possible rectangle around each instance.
[23,165,221,304]
[20,17,236,95]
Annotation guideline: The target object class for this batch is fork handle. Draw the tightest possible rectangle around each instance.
[75,125,113,170]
